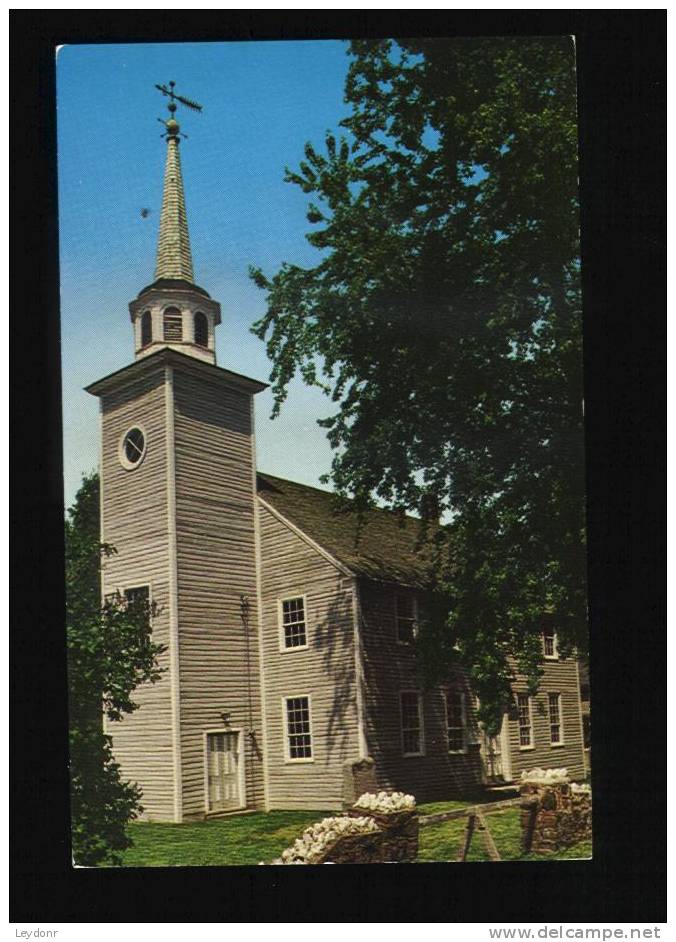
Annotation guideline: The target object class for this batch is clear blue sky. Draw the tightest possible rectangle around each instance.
[57,40,353,508]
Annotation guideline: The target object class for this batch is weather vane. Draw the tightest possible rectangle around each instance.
[155,80,202,140]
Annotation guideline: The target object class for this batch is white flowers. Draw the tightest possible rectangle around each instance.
[570,782,591,795]
[273,815,380,865]
[354,791,416,813]
[521,768,570,786]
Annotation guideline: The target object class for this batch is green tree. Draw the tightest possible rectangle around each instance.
[66,472,164,865]
[251,37,586,731]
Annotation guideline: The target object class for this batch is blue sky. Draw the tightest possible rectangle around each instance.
[57,40,354,508]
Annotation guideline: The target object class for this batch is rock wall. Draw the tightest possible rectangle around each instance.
[274,797,419,865]
[520,773,591,855]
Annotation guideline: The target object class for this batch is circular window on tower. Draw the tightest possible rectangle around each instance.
[119,425,147,470]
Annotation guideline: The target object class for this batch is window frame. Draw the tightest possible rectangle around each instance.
[122,582,153,634]
[194,311,209,348]
[400,690,425,757]
[395,592,419,645]
[444,688,467,755]
[516,692,534,750]
[542,626,559,660]
[140,310,153,348]
[278,594,309,653]
[548,691,564,746]
[282,694,314,764]
[118,424,148,471]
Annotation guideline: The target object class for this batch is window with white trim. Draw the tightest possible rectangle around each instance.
[284,696,313,760]
[516,693,533,748]
[543,626,558,659]
[395,593,417,644]
[124,585,151,632]
[400,691,424,756]
[444,689,466,753]
[280,596,307,649]
[548,692,563,745]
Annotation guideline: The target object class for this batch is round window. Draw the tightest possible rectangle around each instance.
[119,426,147,470]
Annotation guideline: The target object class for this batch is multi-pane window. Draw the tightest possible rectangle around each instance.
[280,597,307,649]
[517,693,533,748]
[400,691,423,755]
[395,594,417,644]
[141,310,152,347]
[163,307,183,342]
[548,692,563,745]
[543,627,558,658]
[194,311,209,347]
[124,585,150,631]
[445,689,466,753]
[285,696,312,760]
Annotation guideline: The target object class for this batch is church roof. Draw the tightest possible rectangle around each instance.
[155,135,194,282]
[256,472,437,587]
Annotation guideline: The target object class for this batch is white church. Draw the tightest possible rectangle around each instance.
[85,88,587,822]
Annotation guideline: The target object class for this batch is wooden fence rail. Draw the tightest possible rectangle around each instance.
[419,796,523,827]
[419,795,525,862]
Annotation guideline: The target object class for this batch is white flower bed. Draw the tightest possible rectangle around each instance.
[354,791,416,813]
[521,767,570,786]
[272,815,380,865]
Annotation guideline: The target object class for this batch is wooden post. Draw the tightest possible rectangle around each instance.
[456,812,476,861]
[476,810,501,861]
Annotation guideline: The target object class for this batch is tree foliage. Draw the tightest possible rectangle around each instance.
[66,472,164,865]
[251,37,586,731]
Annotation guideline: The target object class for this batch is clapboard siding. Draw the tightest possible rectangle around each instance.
[258,503,360,810]
[100,367,175,821]
[173,368,264,817]
[359,580,484,801]
[506,655,586,780]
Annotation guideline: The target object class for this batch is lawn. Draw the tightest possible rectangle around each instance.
[121,810,327,867]
[418,804,592,863]
[120,800,591,867]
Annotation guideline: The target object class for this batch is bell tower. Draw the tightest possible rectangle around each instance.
[129,82,220,366]
[86,83,267,822]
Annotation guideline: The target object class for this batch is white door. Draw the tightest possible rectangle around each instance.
[481,728,504,782]
[207,732,242,812]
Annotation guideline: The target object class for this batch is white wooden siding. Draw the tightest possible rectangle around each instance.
[505,655,586,780]
[258,503,360,810]
[100,367,175,821]
[172,368,264,817]
[359,580,484,801]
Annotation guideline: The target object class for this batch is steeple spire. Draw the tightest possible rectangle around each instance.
[155,132,194,282]
[128,82,221,367]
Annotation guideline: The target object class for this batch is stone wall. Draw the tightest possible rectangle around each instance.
[274,796,419,864]
[520,772,591,855]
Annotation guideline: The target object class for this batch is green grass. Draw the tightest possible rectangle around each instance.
[419,807,592,863]
[119,802,591,867]
[121,810,328,867]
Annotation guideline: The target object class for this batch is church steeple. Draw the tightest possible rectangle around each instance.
[155,127,194,283]
[128,82,220,366]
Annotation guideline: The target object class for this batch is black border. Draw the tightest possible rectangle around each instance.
[11,10,665,923]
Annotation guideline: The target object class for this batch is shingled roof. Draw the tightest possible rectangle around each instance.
[256,472,436,587]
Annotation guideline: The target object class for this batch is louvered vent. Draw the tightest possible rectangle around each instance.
[163,308,183,342]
